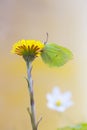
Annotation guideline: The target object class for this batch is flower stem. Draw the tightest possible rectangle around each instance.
[26,61,37,130]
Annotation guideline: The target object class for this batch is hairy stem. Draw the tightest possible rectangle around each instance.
[26,61,37,130]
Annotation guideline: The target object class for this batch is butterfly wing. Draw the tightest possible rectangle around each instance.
[41,43,73,67]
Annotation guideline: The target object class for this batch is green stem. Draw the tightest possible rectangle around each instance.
[26,61,37,130]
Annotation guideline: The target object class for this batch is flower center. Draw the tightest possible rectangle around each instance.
[56,100,61,106]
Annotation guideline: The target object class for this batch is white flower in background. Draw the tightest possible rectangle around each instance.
[46,87,74,112]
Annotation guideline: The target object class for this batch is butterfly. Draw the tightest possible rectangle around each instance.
[41,42,73,67]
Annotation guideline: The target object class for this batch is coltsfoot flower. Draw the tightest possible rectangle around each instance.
[11,40,44,61]
[46,87,73,112]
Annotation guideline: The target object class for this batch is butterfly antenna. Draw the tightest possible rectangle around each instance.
[44,32,48,44]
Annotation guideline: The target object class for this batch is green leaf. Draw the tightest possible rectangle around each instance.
[41,43,73,67]
[57,123,87,130]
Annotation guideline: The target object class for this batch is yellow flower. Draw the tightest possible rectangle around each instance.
[11,40,44,61]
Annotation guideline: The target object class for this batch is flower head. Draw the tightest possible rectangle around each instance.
[11,40,44,61]
[46,87,73,112]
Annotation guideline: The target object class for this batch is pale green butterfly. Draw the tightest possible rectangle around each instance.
[41,42,73,67]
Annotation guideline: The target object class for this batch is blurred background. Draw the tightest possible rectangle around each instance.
[0,0,87,130]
